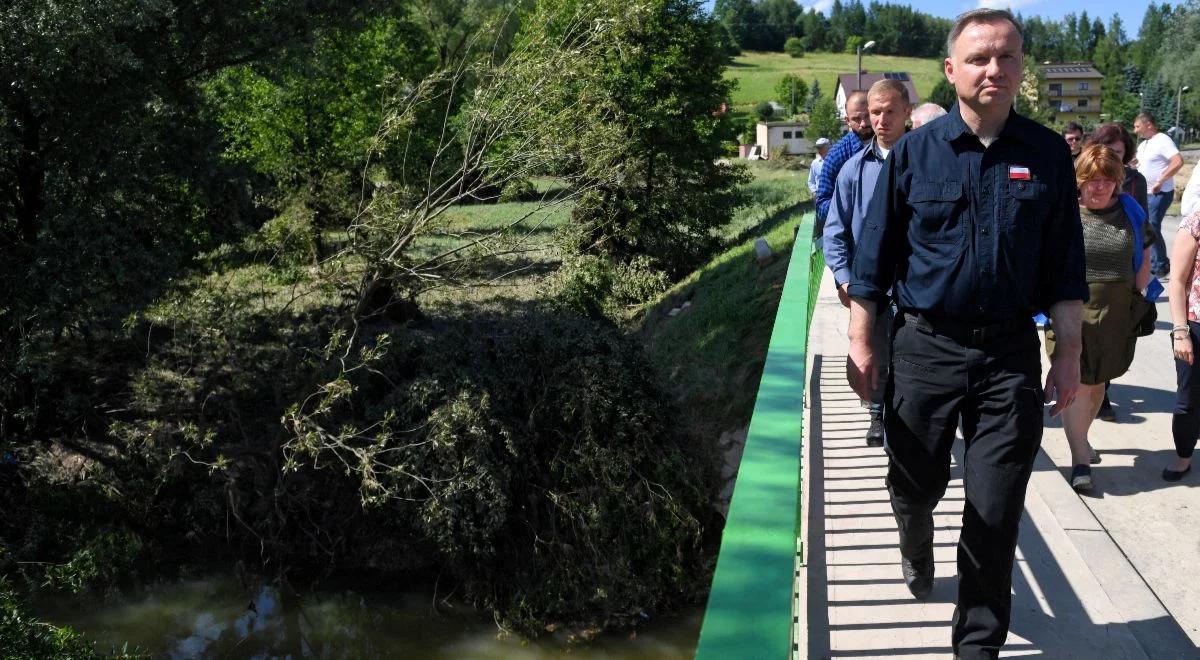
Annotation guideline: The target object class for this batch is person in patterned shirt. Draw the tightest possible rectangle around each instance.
[1165,209,1200,481]
[813,90,873,240]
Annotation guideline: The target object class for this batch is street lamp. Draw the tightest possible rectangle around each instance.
[857,40,876,91]
[1176,84,1191,133]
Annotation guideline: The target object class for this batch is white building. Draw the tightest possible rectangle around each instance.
[755,121,813,157]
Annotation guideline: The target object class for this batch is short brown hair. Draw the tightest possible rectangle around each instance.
[947,8,1023,58]
[1085,123,1135,165]
[868,79,910,106]
[1074,144,1125,188]
[1135,112,1157,128]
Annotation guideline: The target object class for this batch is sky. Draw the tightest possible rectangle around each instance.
[702,0,1157,40]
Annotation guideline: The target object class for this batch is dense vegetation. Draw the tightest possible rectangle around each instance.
[0,0,764,648]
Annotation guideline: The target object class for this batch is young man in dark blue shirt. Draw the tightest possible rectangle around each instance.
[846,9,1087,659]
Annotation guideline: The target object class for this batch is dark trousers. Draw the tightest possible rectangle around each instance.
[885,314,1043,660]
[1148,190,1174,272]
[1172,321,1200,459]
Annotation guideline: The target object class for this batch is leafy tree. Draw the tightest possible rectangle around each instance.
[713,0,764,51]
[845,35,864,55]
[208,16,435,264]
[928,78,957,109]
[759,0,802,51]
[1157,0,1200,129]
[776,74,809,113]
[756,100,775,121]
[807,96,840,141]
[784,36,805,57]
[534,0,750,277]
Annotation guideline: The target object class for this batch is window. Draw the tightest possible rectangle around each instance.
[1078,82,1089,91]
[782,131,792,139]
[1078,99,1088,108]
[1049,83,1062,96]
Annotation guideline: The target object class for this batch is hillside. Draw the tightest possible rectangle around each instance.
[727,50,945,112]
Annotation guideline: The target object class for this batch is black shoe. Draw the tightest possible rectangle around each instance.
[1070,464,1093,492]
[901,557,933,600]
[1096,396,1116,422]
[1163,464,1192,482]
[865,409,884,447]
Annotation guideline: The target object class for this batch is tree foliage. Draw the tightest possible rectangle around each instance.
[807,96,840,141]
[533,0,750,277]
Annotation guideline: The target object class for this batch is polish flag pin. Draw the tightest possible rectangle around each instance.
[1009,166,1031,180]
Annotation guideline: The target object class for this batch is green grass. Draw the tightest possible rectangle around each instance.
[727,50,945,112]
[635,168,809,439]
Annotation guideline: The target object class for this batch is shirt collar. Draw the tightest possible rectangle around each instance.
[938,103,1039,146]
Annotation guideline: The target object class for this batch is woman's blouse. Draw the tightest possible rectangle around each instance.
[1179,211,1200,322]
[1080,200,1151,283]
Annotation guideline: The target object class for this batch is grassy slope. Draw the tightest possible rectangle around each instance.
[727,50,944,113]
[635,163,810,439]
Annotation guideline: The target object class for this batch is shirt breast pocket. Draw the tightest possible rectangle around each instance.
[909,180,963,246]
[1007,180,1052,229]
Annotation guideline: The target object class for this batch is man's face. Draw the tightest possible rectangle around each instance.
[868,91,911,147]
[1134,118,1152,138]
[1063,130,1083,155]
[817,145,830,157]
[944,19,1023,111]
[845,97,873,139]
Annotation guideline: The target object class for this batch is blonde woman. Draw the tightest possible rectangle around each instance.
[1048,144,1155,491]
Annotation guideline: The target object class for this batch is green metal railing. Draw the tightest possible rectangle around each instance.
[695,212,822,659]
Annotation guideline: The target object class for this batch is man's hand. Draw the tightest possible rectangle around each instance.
[1151,179,1163,194]
[847,337,878,401]
[846,296,879,401]
[837,283,851,308]
[1044,357,1080,417]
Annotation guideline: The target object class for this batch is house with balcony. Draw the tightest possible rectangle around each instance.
[1039,62,1103,126]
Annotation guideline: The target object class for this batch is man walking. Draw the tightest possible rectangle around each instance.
[1135,112,1183,277]
[807,137,831,197]
[846,9,1086,659]
[814,91,873,238]
[823,79,912,447]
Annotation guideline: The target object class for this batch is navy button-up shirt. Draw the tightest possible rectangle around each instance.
[849,105,1087,322]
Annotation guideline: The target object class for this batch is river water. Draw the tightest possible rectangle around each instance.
[34,574,701,658]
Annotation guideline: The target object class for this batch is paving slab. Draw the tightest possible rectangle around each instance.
[797,271,1197,659]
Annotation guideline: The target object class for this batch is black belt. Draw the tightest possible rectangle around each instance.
[902,312,1032,345]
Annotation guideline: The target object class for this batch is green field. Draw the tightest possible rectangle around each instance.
[727,50,945,112]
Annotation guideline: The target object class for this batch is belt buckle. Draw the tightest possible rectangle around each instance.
[970,326,985,344]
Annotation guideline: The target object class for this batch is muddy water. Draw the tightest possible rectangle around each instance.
[34,574,701,659]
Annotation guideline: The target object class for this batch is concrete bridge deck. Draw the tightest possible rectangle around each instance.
[796,220,1200,659]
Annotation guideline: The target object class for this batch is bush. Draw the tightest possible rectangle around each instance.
[554,254,671,319]
[498,178,537,203]
[284,311,715,634]
[0,579,106,659]
[784,37,805,57]
[755,101,774,121]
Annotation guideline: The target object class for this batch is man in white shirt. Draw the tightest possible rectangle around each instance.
[807,137,831,196]
[1135,112,1184,276]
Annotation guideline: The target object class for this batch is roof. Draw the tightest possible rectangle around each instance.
[1038,63,1103,79]
[836,72,920,104]
[758,121,807,127]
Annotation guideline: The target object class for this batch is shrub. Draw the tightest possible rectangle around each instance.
[283,312,715,634]
[784,37,805,57]
[755,101,774,121]
[498,178,537,203]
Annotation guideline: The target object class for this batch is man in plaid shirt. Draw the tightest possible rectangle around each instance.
[814,90,874,241]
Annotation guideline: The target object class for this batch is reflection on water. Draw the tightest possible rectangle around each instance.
[34,574,701,659]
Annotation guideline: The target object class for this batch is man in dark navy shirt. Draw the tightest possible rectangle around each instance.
[846,9,1086,660]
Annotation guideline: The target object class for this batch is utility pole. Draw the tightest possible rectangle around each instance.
[1177,84,1191,133]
